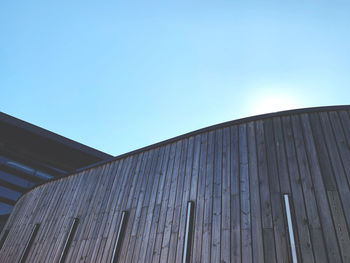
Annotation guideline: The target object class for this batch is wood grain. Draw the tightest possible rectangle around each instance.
[1,107,350,263]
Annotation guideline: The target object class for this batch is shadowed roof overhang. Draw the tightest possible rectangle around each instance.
[0,112,113,174]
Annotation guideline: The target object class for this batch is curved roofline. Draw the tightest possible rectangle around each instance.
[20,105,350,196]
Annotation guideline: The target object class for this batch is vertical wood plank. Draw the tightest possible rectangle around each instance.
[210,129,222,263]
[159,140,183,263]
[282,116,315,263]
[240,124,252,263]
[255,120,276,263]
[151,143,176,263]
[327,190,350,262]
[247,122,264,263]
[300,113,341,262]
[221,127,231,263]
[167,139,188,263]
[202,131,214,263]
[175,136,195,263]
[192,133,208,263]
[230,125,241,263]
[291,115,328,263]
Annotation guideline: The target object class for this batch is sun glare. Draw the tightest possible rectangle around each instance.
[252,92,302,116]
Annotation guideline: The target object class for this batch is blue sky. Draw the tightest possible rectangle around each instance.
[1,0,350,156]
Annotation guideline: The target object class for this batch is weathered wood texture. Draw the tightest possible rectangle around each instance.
[1,107,350,262]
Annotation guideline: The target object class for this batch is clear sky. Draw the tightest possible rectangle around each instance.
[1,0,350,156]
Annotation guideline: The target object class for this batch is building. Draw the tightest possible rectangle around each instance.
[1,105,350,262]
[0,112,112,231]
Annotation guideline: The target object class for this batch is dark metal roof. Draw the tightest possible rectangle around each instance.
[0,112,112,159]
[0,111,113,172]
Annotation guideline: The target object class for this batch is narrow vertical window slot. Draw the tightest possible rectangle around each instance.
[110,211,128,263]
[0,229,10,251]
[183,201,195,263]
[58,217,79,263]
[284,194,298,263]
[19,223,40,263]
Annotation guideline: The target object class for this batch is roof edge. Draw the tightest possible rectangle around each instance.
[0,111,113,159]
[76,104,350,172]
[17,104,350,198]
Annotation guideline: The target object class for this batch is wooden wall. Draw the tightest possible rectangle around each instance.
[1,107,350,262]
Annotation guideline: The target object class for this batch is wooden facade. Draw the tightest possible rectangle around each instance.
[1,106,350,262]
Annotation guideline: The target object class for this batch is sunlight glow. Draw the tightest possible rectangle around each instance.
[250,87,304,116]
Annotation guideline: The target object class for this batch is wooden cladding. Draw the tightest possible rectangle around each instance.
[183,201,195,263]
[283,194,298,263]
[19,223,40,263]
[110,211,128,263]
[58,218,79,263]
[1,107,350,262]
[0,229,9,251]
